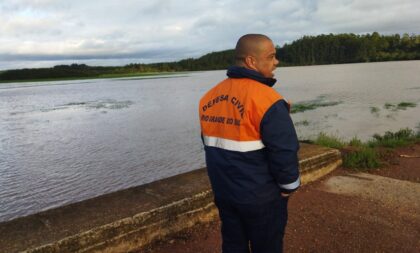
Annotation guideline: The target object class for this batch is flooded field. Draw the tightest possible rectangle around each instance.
[1,61,419,221]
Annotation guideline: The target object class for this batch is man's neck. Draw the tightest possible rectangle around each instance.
[226,66,277,87]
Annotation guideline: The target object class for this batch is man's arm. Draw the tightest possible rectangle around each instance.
[260,99,300,195]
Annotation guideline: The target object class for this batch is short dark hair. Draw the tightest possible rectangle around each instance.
[235,34,272,64]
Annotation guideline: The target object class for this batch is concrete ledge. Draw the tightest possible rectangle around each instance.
[0,143,342,253]
[25,191,217,253]
[298,144,342,184]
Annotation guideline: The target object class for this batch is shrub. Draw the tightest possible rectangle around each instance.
[343,147,381,169]
[369,128,417,148]
[310,128,419,170]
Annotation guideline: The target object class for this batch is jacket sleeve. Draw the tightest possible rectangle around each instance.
[260,99,300,194]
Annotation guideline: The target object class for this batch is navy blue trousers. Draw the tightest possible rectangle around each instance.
[215,197,289,253]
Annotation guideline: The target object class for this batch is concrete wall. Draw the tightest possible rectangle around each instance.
[0,143,341,253]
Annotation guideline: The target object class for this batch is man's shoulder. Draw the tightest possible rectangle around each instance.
[244,79,284,105]
[199,77,284,105]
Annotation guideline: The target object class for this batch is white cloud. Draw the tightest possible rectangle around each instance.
[0,0,419,70]
[314,0,420,33]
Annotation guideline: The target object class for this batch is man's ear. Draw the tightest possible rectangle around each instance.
[244,55,257,71]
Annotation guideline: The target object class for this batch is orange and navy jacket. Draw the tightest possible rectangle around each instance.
[199,66,300,204]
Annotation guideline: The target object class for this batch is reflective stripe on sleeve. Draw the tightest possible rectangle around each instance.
[278,177,300,190]
[203,135,265,152]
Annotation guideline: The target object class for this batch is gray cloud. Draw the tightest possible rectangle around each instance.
[0,0,419,70]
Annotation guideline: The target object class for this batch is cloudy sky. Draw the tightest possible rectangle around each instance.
[1,0,419,70]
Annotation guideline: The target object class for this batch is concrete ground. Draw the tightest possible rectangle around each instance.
[146,144,420,253]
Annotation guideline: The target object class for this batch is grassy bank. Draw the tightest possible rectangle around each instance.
[0,71,183,84]
[309,128,420,170]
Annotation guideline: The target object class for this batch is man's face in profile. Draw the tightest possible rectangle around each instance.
[254,40,279,78]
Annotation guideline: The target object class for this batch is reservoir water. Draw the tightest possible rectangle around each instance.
[1,61,420,222]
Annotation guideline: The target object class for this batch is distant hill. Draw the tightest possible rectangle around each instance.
[1,32,419,82]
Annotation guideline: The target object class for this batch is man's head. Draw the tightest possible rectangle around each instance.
[235,34,279,78]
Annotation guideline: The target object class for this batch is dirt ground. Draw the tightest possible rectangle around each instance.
[142,144,420,253]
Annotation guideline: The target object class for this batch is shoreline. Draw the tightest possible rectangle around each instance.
[1,59,419,84]
[0,71,186,84]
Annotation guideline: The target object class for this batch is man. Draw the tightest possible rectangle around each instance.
[198,34,300,253]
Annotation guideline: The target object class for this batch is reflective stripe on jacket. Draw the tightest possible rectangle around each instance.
[199,66,300,204]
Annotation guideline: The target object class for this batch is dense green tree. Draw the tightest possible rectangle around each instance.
[1,33,419,81]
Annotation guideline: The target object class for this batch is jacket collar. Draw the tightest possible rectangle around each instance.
[226,66,277,87]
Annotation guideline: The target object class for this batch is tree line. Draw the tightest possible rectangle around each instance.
[1,32,419,81]
[277,32,420,65]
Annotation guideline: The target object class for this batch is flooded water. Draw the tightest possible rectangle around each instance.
[1,61,420,222]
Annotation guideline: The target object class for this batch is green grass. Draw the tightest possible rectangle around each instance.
[383,101,417,111]
[397,102,417,109]
[343,147,380,169]
[348,136,363,147]
[311,128,420,170]
[98,71,181,78]
[0,71,183,84]
[291,101,341,114]
[370,106,380,115]
[384,103,395,110]
[313,132,345,149]
[295,120,310,126]
[368,128,418,148]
